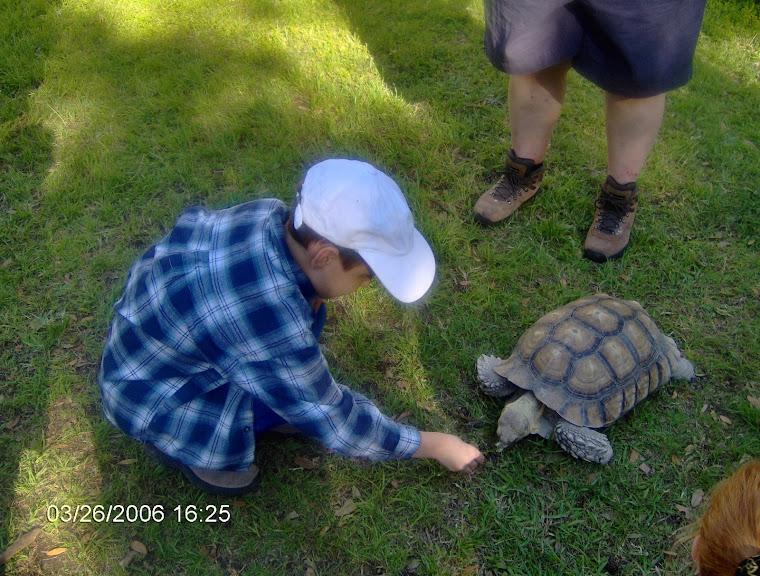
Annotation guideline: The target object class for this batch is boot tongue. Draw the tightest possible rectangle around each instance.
[603,176,638,206]
[507,149,540,178]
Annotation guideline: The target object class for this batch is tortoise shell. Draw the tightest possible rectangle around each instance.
[493,294,683,429]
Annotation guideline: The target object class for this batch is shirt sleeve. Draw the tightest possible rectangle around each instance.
[206,201,420,461]
[232,343,421,461]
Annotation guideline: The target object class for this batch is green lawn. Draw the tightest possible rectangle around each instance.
[1,0,759,574]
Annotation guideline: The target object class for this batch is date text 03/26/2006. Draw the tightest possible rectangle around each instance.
[46,504,232,523]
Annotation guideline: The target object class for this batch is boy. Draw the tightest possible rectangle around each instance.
[99,159,484,496]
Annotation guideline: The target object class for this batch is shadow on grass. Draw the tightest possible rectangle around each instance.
[1,0,758,573]
[0,0,60,573]
[0,0,475,573]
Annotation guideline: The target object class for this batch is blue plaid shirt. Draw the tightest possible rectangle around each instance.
[99,199,421,471]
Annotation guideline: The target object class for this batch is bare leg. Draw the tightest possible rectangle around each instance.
[583,92,667,262]
[509,59,572,162]
[473,60,571,224]
[605,92,666,184]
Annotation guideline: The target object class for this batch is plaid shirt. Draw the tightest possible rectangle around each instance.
[99,199,420,471]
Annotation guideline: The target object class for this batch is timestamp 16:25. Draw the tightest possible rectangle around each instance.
[46,503,232,524]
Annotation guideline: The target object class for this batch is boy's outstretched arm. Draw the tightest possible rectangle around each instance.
[413,432,485,473]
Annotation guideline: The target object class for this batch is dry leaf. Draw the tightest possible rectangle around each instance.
[463,565,479,575]
[130,540,148,555]
[118,459,138,466]
[0,527,42,564]
[294,456,317,470]
[119,551,137,568]
[200,544,218,559]
[459,280,471,287]
[335,499,356,517]
[305,558,317,576]
[719,415,732,426]
[351,486,361,499]
[391,479,400,489]
[748,396,760,411]
[231,500,246,507]
[672,391,678,399]
[45,547,67,557]
[393,411,413,423]
[629,450,641,463]
[318,526,329,537]
[3,416,20,430]
[287,511,300,520]
[671,455,683,465]
[395,380,411,390]
[676,504,693,518]
[639,463,652,475]
[691,489,704,508]
[701,404,709,413]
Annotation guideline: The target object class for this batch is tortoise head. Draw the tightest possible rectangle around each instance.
[496,392,545,447]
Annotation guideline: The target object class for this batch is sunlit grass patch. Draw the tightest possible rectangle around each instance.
[1,0,759,574]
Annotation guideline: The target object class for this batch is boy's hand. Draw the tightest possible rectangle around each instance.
[414,432,485,473]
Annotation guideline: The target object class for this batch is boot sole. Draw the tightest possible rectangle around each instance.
[583,246,627,263]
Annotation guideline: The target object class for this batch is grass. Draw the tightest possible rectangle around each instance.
[1,0,759,574]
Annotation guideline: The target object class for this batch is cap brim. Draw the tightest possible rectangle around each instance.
[358,229,436,304]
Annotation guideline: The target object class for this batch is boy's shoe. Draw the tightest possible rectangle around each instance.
[256,423,303,440]
[474,149,546,224]
[144,443,260,497]
[583,176,639,263]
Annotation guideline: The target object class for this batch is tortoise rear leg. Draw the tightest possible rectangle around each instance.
[554,421,614,464]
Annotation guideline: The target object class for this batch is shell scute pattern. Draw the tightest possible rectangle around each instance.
[504,294,671,428]
[480,294,696,463]
[573,301,623,335]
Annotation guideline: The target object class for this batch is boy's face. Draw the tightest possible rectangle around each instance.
[314,260,374,300]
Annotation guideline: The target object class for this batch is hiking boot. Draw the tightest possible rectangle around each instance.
[474,149,546,225]
[583,176,639,263]
[144,443,260,497]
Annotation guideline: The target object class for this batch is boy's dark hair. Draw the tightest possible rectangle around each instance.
[287,212,367,272]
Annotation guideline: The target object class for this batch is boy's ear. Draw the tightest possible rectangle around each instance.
[307,241,340,270]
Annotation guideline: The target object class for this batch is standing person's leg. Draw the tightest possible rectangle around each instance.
[510,60,572,163]
[606,92,666,184]
[583,92,666,262]
[474,60,571,224]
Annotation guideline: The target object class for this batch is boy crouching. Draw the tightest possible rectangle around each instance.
[99,159,484,496]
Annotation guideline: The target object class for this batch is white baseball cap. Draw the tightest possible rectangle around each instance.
[293,159,436,303]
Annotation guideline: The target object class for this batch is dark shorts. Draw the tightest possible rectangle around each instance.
[484,0,707,97]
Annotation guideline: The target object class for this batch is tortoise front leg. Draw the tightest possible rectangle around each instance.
[554,421,614,464]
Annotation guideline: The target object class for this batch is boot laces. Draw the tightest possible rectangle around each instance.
[595,191,635,235]
[491,166,535,202]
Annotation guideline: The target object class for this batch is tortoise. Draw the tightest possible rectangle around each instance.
[477,294,695,464]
